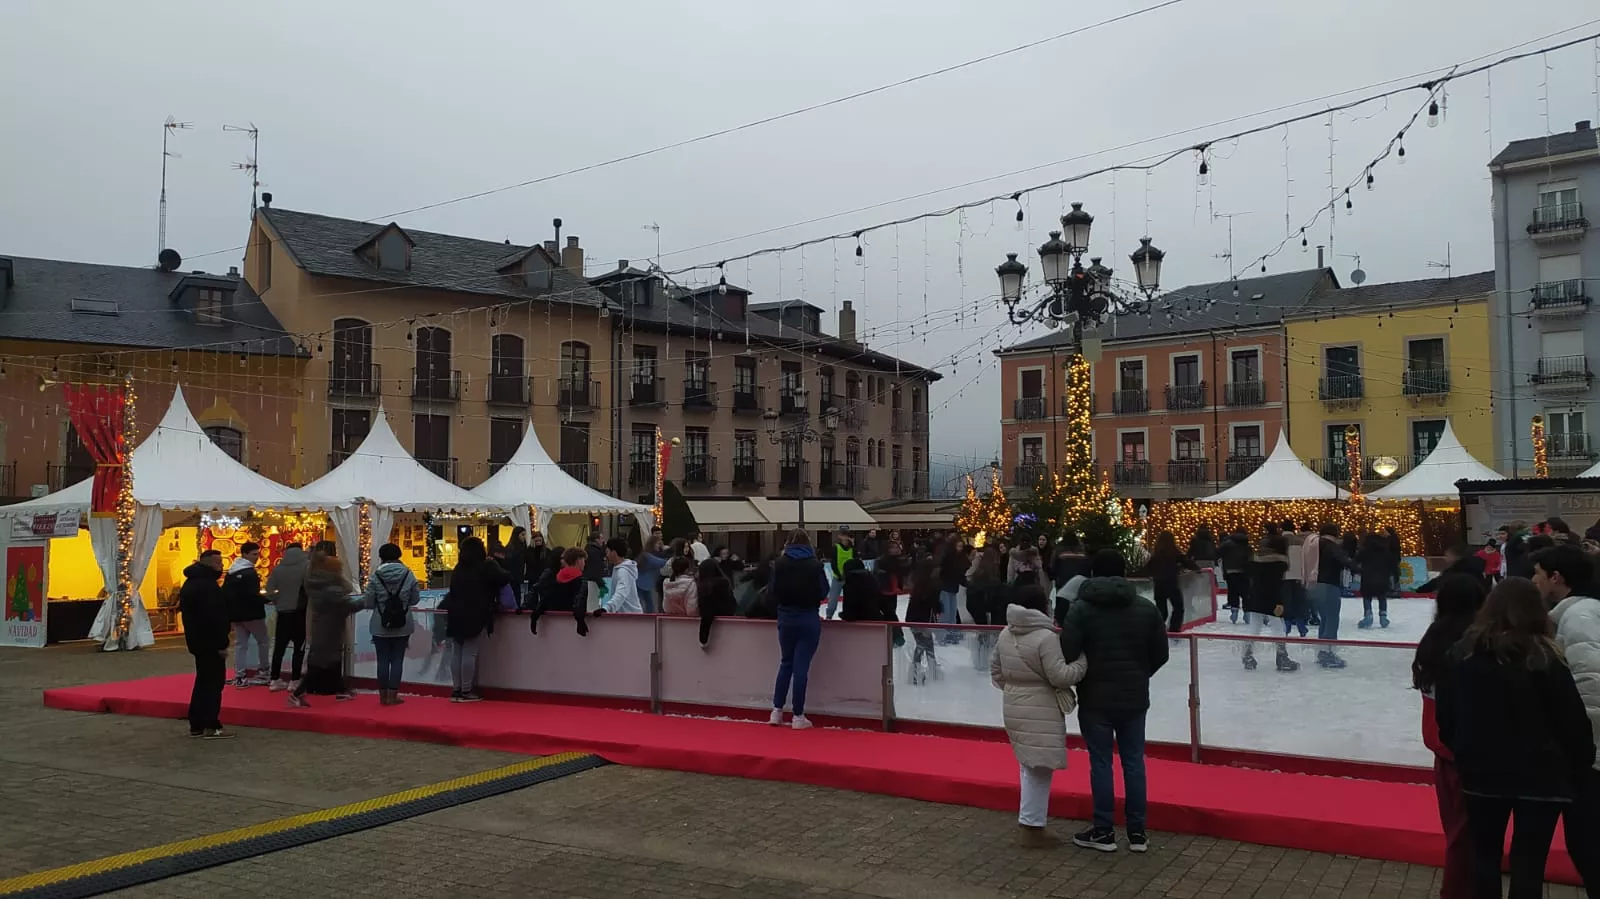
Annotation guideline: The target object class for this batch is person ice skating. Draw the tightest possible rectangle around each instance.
[769,529,828,729]
[530,547,588,636]
[287,544,359,707]
[1304,523,1357,668]
[1241,536,1298,672]
[966,546,1008,671]
[824,527,855,619]
[1532,544,1600,891]
[178,550,232,739]
[992,583,1088,847]
[1060,549,1169,853]
[1436,577,1595,899]
[1280,522,1310,638]
[1220,529,1253,624]
[936,537,969,644]
[264,543,309,691]
[1412,573,1489,899]
[1357,532,1396,629]
[857,528,881,573]
[223,542,268,687]
[839,558,888,623]
[598,538,641,614]
[661,555,699,616]
[1144,531,1198,635]
[635,536,669,614]
[437,536,508,703]
[1186,525,1217,570]
[1475,539,1503,587]
[694,558,737,648]
[906,557,944,684]
[503,527,529,612]
[690,531,711,563]
[362,542,421,706]
[1417,543,1489,594]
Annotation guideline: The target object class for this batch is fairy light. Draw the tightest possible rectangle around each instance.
[112,378,137,646]
[955,468,1014,547]
[1344,424,1364,502]
[652,425,665,524]
[1532,414,1549,478]
[1143,499,1426,556]
[358,502,373,583]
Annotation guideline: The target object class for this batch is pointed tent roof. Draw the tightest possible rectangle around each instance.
[473,422,651,517]
[1576,458,1600,478]
[0,385,323,517]
[1202,430,1347,502]
[1371,421,1503,500]
[300,408,503,514]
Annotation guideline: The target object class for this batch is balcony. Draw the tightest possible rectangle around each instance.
[417,457,459,484]
[1528,202,1588,242]
[911,413,929,436]
[682,455,716,488]
[778,462,807,491]
[629,376,667,407]
[559,461,596,486]
[841,405,865,430]
[328,361,381,399]
[890,408,909,435]
[892,469,929,500]
[818,461,849,494]
[1550,433,1597,471]
[1531,279,1591,315]
[0,461,14,498]
[488,460,509,476]
[1224,380,1266,407]
[1014,462,1049,487]
[1313,457,1384,484]
[627,459,656,488]
[779,387,807,416]
[1402,367,1451,397]
[47,461,94,491]
[731,458,764,489]
[1319,374,1364,403]
[411,369,462,403]
[1164,382,1207,411]
[1112,460,1152,487]
[733,384,764,415]
[1224,455,1265,482]
[1167,458,1210,485]
[1532,355,1593,392]
[486,374,532,406]
[558,377,600,410]
[1013,396,1048,420]
[682,379,717,411]
[1111,388,1149,415]
[327,451,354,473]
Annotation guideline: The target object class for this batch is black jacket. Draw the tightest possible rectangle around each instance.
[1187,534,1217,562]
[504,542,528,585]
[1059,576,1170,713]
[178,563,229,655]
[222,563,265,622]
[1218,537,1253,574]
[856,535,881,562]
[1357,544,1394,594]
[1245,554,1289,616]
[532,567,587,633]
[1437,647,1595,801]
[1417,555,1488,593]
[937,548,969,593]
[696,576,738,644]
[873,553,909,595]
[840,570,890,622]
[1315,536,1357,587]
[443,559,509,640]
[770,545,829,610]
[584,541,607,584]
[1144,548,1197,584]
[1051,551,1086,590]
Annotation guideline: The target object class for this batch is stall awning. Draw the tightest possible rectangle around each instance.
[747,498,876,530]
[864,500,960,529]
[687,498,773,529]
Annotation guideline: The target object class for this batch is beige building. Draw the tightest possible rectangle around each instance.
[243,198,615,488]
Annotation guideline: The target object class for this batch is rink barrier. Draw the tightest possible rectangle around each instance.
[345,606,1428,782]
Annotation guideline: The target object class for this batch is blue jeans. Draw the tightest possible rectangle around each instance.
[373,635,407,691]
[773,607,823,715]
[1311,583,1342,641]
[639,588,656,614]
[1079,707,1148,832]
[938,589,961,643]
[824,577,844,619]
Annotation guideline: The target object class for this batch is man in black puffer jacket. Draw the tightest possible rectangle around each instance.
[178,551,231,739]
[1059,549,1169,854]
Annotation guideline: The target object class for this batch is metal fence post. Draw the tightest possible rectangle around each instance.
[1187,632,1202,764]
[649,617,662,715]
[881,624,896,732]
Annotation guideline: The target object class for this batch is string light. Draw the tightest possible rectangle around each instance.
[652,425,665,524]
[112,377,137,647]
[1344,424,1364,502]
[955,468,1013,547]
[1532,414,1549,478]
[358,502,373,584]
[1143,500,1428,556]
[1427,99,1441,127]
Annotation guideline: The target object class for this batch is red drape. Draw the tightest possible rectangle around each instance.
[62,384,127,517]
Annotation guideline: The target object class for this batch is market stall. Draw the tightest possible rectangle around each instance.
[472,421,651,548]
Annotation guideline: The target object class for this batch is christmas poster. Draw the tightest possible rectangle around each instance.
[2,544,47,648]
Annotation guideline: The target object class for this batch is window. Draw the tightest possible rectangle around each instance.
[632,346,658,381]
[867,438,876,467]
[559,421,590,464]
[734,356,756,391]
[1172,355,1200,387]
[1539,180,1579,213]
[491,334,524,379]
[560,341,591,382]
[1020,369,1044,398]
[1407,337,1445,370]
[685,427,711,483]
[782,362,802,393]
[845,439,860,469]
[911,387,923,416]
[1325,424,1356,461]
[628,427,656,485]
[489,418,523,469]
[686,350,710,388]
[330,408,370,464]
[1174,428,1203,460]
[892,445,903,471]
[1411,420,1446,461]
[1230,349,1260,383]
[1232,425,1262,458]
[912,447,923,476]
[1021,437,1044,464]
[734,431,757,463]
[877,441,886,467]
[846,373,861,403]
[1324,346,1360,377]
[376,230,409,271]
[1542,329,1585,360]
[1548,410,1588,456]
[204,426,243,462]
[196,288,225,325]
[1118,359,1145,390]
[1120,431,1147,462]
[70,298,119,315]
[413,413,450,466]
[819,366,837,405]
[1540,254,1582,284]
[415,326,453,382]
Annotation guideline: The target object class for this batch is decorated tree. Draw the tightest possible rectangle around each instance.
[954,469,1014,548]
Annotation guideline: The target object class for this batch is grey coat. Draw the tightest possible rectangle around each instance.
[304,559,358,669]
[264,547,310,612]
[362,562,421,638]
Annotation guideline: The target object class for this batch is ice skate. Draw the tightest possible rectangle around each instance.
[1357,615,1373,629]
[1316,650,1347,669]
[1379,614,1390,629]
[1241,651,1257,671]
[1229,606,1239,624]
[1276,648,1300,672]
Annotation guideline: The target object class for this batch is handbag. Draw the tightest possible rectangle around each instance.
[496,584,518,612]
[1003,628,1078,718]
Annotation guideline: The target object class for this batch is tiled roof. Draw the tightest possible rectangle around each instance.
[1292,270,1495,315]
[998,267,1336,354]
[0,255,300,355]
[258,207,609,309]
[1490,123,1599,167]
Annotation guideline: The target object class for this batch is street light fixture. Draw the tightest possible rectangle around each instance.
[994,201,1167,334]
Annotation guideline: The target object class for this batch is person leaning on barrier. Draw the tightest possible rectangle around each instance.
[531,547,588,636]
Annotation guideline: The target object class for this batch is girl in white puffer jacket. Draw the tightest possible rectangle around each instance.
[991,583,1088,847]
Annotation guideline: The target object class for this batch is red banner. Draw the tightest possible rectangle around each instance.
[62,384,128,517]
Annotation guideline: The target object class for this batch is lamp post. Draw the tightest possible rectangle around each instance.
[763,385,838,532]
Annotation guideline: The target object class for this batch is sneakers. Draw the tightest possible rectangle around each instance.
[1357,615,1373,629]
[203,728,235,740]
[188,729,205,738]
[232,676,248,689]
[791,715,814,730]
[1072,827,1118,852]
[247,675,271,686]
[286,694,309,708]
[456,692,483,703]
[768,708,784,726]
[1127,832,1149,853]
[268,679,289,692]
[1379,614,1391,629]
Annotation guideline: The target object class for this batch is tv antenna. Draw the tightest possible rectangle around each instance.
[1426,243,1453,278]
[1211,211,1253,277]
[222,123,261,214]
[158,116,191,257]
[640,223,661,268]
[1342,253,1366,285]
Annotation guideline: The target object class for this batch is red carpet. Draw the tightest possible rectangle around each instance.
[44,675,1579,884]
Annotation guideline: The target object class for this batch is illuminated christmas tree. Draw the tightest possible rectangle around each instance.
[955,469,1014,548]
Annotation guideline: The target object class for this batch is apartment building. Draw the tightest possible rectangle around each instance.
[1490,119,1600,475]
[243,200,615,488]
[997,268,1334,504]
[588,263,940,507]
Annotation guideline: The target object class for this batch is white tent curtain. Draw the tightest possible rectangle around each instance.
[370,507,396,568]
[85,508,159,651]
[510,505,532,536]
[329,504,362,588]
[536,507,555,536]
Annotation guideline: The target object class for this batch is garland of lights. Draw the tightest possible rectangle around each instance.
[652,426,665,525]
[1344,424,1364,502]
[112,378,137,647]
[954,469,1014,548]
[358,502,373,584]
[1531,414,1549,478]
[1144,499,1428,556]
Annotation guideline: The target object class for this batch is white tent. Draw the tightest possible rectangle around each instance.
[1371,421,1503,500]
[0,385,328,649]
[299,408,506,584]
[1202,430,1348,502]
[473,422,652,535]
[1578,458,1600,478]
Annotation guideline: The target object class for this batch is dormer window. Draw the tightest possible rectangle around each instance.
[357,223,415,273]
[196,288,225,324]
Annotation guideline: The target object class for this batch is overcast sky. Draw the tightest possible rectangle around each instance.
[4,0,1598,491]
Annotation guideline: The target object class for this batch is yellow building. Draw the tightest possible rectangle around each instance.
[1284,271,1497,488]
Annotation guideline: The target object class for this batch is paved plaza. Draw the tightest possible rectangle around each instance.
[1,640,1579,898]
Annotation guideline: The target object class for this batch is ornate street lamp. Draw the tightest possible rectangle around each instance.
[994,202,1166,332]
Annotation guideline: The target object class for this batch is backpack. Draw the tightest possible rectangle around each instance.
[377,572,410,630]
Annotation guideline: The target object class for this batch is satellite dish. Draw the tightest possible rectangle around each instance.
[1350,268,1367,285]
[157,248,182,272]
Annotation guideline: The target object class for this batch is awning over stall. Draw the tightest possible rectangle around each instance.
[686,498,773,530]
[747,498,876,530]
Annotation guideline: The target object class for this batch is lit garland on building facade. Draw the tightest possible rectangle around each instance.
[112,378,137,646]
[1531,414,1549,478]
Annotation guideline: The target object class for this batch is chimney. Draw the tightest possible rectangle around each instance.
[561,235,584,275]
[1577,120,1593,132]
[618,259,629,272]
[1316,245,1325,269]
[839,299,858,344]
[228,266,239,277]
[260,192,272,208]
[552,217,563,251]
[543,240,558,258]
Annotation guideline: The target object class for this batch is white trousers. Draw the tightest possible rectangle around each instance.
[1018,764,1055,827]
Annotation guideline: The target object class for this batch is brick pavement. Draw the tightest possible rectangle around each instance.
[2,641,1581,898]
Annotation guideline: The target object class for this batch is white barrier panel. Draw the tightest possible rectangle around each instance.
[658,617,888,720]
[477,612,655,699]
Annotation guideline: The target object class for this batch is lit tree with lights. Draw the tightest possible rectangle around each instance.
[955,468,1015,548]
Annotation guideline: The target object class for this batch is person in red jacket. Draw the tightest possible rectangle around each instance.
[1411,573,1488,899]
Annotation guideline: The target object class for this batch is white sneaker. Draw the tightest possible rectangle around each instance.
[768,709,784,727]
[791,715,813,730]
[247,676,270,687]
[268,680,288,692]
